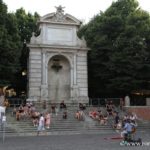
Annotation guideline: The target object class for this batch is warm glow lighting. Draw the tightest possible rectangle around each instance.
[22,71,26,76]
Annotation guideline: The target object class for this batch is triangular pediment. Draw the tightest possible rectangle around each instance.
[39,13,81,25]
[29,6,87,48]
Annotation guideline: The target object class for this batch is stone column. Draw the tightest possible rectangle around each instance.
[41,51,48,100]
[73,53,77,85]
[42,51,46,84]
[124,95,130,106]
[146,98,150,106]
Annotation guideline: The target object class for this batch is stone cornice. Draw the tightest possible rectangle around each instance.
[39,21,80,26]
[27,44,90,51]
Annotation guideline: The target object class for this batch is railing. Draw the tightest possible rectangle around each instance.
[5,97,121,108]
[89,98,120,107]
[6,97,26,107]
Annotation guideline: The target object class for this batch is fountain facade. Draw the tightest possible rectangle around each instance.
[27,6,89,103]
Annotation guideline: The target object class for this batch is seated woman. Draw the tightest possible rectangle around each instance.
[130,113,137,122]
[100,114,108,125]
[4,99,10,108]
[113,112,120,129]
[103,115,108,125]
[89,110,94,118]
[12,107,17,116]
[63,112,67,119]
[31,111,40,126]
[89,109,98,120]
[99,114,104,125]
[45,112,51,128]
[130,120,137,139]
[16,110,20,121]
[75,110,80,120]
[18,104,24,113]
[32,117,39,127]
[23,104,29,117]
[51,104,56,113]
[79,110,84,121]
[79,103,86,110]
[31,111,40,119]
[116,120,122,130]
[60,100,66,109]
[106,101,113,116]
[63,109,67,119]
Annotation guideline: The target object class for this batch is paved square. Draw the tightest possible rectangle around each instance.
[0,131,150,150]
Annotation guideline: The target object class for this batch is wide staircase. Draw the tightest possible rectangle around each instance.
[1,105,114,137]
[1,105,150,137]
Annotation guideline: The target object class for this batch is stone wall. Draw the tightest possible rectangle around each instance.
[77,52,88,100]
[126,106,150,120]
[28,49,42,100]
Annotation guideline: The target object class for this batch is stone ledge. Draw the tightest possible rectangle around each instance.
[125,106,150,121]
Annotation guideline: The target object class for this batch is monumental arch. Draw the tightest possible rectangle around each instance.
[28,6,89,103]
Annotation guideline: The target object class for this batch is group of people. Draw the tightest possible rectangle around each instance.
[33,111,51,129]
[37,101,68,135]
[11,101,68,135]
[112,110,138,142]
[9,98,140,139]
[88,100,115,125]
[13,102,36,121]
[51,101,67,119]
[12,102,51,131]
[13,100,69,130]
[37,113,51,135]
[121,113,137,139]
[104,99,138,142]
[75,103,86,121]
[89,108,108,125]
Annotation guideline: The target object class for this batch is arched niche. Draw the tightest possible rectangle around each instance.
[48,55,71,102]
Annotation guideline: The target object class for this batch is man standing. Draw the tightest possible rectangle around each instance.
[37,114,45,136]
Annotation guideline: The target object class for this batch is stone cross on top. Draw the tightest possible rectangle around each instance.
[55,5,65,14]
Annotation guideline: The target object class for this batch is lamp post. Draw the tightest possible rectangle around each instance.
[2,115,6,143]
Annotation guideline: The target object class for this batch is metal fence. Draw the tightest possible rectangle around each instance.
[89,98,120,107]
[6,97,121,108]
[6,97,26,107]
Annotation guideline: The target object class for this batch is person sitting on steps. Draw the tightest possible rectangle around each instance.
[79,103,86,110]
[63,109,67,119]
[60,100,66,110]
[121,119,133,142]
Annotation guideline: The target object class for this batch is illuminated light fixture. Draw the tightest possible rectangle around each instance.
[22,70,27,76]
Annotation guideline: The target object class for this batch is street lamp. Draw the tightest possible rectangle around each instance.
[22,70,27,76]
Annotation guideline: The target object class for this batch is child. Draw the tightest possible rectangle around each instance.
[63,110,67,119]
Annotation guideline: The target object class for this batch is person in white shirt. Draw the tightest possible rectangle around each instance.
[37,114,45,135]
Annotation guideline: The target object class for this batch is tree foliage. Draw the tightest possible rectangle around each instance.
[15,8,39,71]
[14,8,40,92]
[0,0,39,94]
[78,0,150,97]
[0,0,21,86]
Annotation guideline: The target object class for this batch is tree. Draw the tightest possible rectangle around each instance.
[0,0,21,86]
[78,0,150,97]
[13,8,40,94]
[0,0,39,96]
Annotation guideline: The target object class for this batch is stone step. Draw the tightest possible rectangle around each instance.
[5,107,115,136]
[5,106,150,137]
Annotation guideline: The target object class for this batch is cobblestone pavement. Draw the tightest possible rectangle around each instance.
[0,131,150,150]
